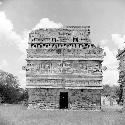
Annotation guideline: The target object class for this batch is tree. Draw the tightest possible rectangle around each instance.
[0,70,24,103]
[102,84,123,104]
[102,84,112,97]
[116,84,123,104]
[18,88,29,102]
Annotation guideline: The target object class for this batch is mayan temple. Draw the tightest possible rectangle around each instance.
[23,26,105,110]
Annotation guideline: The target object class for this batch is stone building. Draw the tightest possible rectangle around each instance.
[23,26,105,110]
[116,49,125,104]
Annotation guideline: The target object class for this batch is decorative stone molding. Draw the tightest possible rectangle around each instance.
[24,60,102,76]
[26,78,102,85]
[26,45,104,59]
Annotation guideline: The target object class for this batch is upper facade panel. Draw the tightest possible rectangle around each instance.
[27,26,105,60]
[29,26,91,44]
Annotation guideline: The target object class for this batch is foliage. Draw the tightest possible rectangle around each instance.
[18,88,29,102]
[102,84,112,97]
[0,70,26,103]
[102,84,123,103]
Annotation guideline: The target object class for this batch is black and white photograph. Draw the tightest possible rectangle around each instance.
[0,0,125,125]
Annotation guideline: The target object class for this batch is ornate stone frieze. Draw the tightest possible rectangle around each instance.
[26,78,102,87]
[26,44,104,59]
[29,26,90,44]
[24,60,102,76]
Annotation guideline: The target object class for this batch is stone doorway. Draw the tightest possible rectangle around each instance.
[59,92,68,109]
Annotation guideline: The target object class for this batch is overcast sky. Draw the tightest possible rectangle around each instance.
[0,0,125,87]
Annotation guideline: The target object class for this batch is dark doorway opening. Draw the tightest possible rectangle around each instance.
[59,92,68,109]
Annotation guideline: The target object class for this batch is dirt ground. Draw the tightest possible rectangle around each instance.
[0,104,125,125]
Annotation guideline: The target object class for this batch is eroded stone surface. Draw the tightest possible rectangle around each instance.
[23,26,104,110]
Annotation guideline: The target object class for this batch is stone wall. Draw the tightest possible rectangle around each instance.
[69,89,101,110]
[28,88,101,110]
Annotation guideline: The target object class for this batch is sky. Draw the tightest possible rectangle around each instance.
[0,0,125,87]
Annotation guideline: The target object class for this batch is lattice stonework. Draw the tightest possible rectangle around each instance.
[23,26,104,110]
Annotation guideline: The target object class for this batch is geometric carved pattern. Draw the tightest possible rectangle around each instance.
[26,60,102,75]
[27,48,104,60]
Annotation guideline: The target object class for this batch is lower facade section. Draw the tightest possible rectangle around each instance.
[27,88,101,110]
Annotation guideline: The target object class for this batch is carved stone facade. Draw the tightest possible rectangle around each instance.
[23,26,104,110]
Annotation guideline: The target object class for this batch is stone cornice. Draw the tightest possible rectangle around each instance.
[26,58,103,61]
[26,85,103,89]
[26,74,103,78]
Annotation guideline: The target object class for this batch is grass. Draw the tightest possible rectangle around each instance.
[0,104,125,125]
